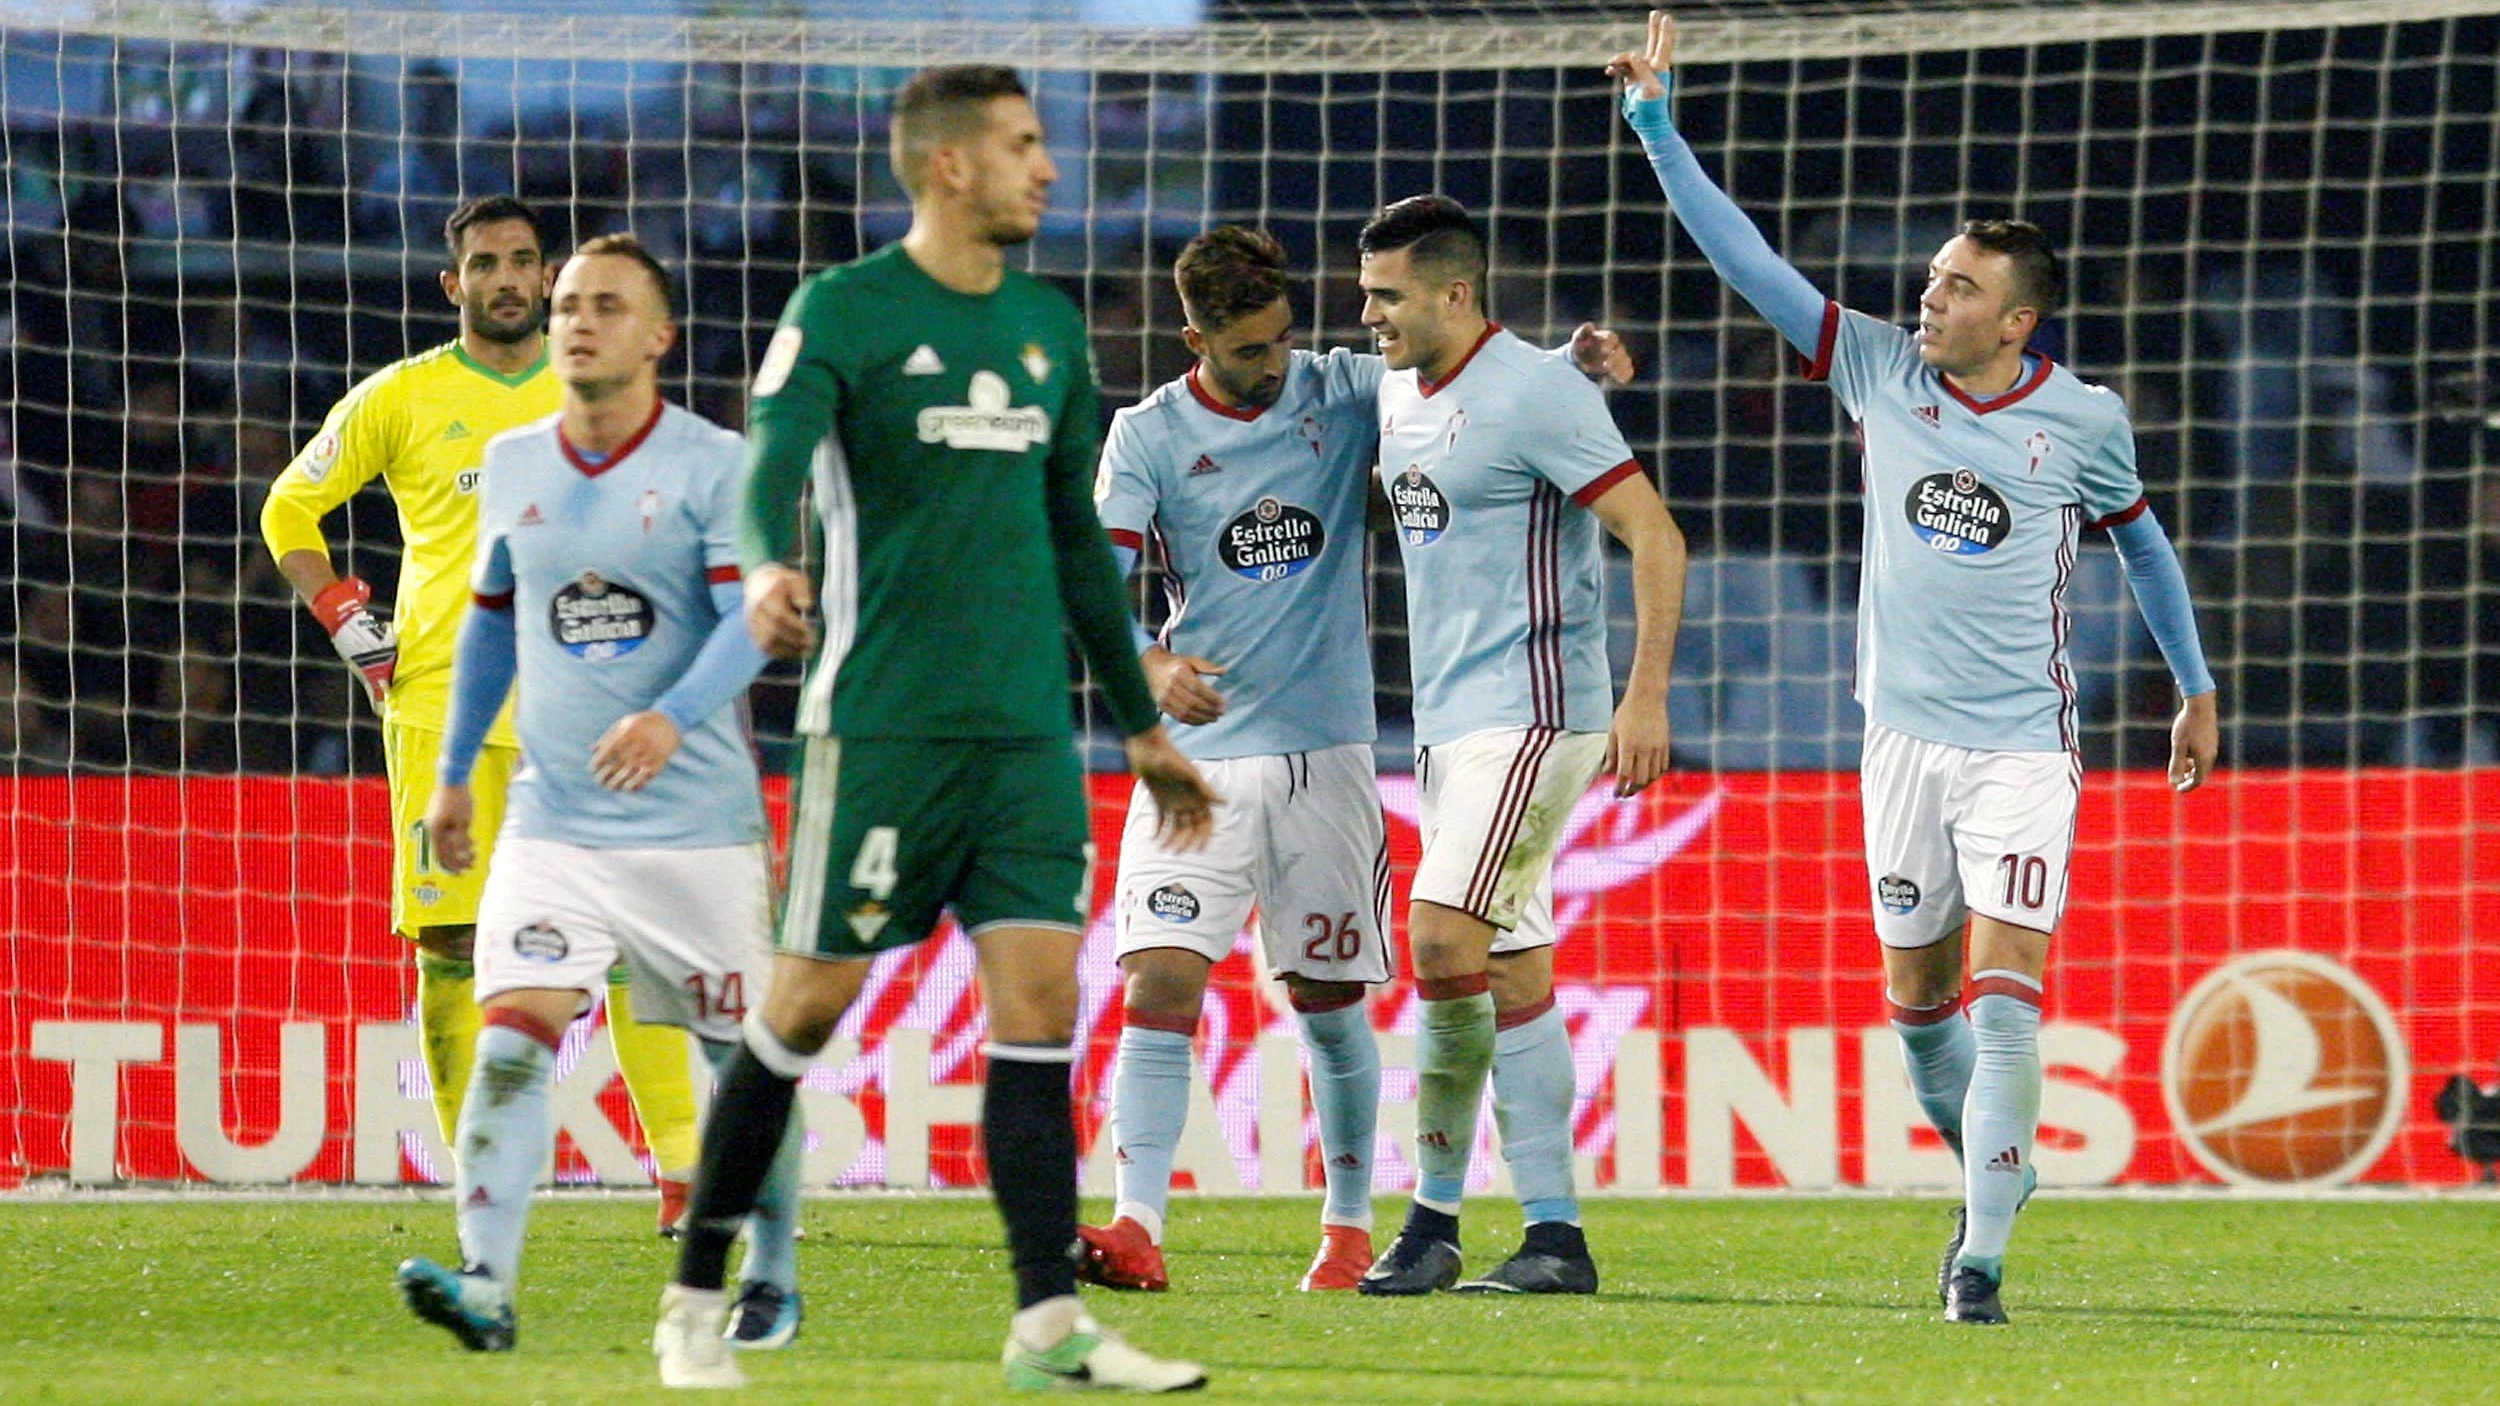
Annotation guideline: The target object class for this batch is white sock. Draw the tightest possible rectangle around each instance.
[1010,1293,1084,1349]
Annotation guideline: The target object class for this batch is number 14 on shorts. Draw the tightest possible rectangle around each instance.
[683,971,748,1024]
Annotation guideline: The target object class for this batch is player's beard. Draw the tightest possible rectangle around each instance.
[1206,359,1284,409]
[470,295,543,346]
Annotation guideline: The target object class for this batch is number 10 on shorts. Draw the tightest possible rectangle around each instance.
[1998,853,2050,911]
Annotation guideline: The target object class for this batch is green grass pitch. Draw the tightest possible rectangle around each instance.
[4,1195,2492,1404]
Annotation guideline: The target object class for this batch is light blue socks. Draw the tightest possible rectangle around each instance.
[1492,1003,1579,1226]
[454,1022,555,1287]
[1296,1001,1380,1228]
[1957,977,2044,1277]
[1108,1024,1193,1241]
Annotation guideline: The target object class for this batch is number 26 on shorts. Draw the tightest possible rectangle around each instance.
[1301,910,1361,963]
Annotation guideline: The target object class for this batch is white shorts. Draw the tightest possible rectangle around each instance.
[474,834,773,1043]
[1859,722,2081,949]
[1113,743,1391,985]
[1412,726,1609,953]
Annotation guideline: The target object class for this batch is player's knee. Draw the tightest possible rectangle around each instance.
[1880,939,1961,1009]
[1485,962,1553,1017]
[1120,952,1210,1026]
[1408,905,1491,981]
[1282,975,1366,1015]
[758,956,870,1057]
[415,924,476,964]
[768,1011,840,1060]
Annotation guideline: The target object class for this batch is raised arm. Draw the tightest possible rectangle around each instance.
[1608,11,1828,356]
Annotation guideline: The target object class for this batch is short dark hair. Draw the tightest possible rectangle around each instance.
[571,232,675,315]
[890,65,1029,196]
[1960,218,2064,317]
[1358,194,1488,293]
[444,194,549,262]
[1175,226,1289,333]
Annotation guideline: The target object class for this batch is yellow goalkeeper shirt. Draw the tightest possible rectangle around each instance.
[260,340,556,743]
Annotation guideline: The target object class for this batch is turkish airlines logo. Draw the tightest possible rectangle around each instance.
[2161,951,2409,1187]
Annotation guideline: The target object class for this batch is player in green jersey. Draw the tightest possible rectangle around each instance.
[651,66,1217,1394]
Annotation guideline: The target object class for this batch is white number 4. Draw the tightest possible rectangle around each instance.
[850,826,900,901]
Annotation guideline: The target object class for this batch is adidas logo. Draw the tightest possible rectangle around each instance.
[466,1185,493,1207]
[902,345,945,376]
[1188,453,1221,476]
[1114,1145,1132,1164]
[1418,1130,1451,1152]
[517,504,544,527]
[444,420,471,440]
[1331,1151,1361,1169]
[1984,1145,2023,1173]
[1914,404,1941,429]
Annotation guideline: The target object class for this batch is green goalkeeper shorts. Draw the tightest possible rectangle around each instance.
[776,734,1095,957]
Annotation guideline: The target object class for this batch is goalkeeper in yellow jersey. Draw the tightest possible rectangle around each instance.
[259,195,705,1229]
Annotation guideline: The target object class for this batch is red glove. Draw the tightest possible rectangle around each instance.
[309,576,397,707]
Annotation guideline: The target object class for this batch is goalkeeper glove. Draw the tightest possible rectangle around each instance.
[309,576,396,707]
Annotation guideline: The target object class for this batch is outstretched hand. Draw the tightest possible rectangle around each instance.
[1606,10,1677,100]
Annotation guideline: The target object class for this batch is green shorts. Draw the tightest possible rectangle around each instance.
[777,734,1095,958]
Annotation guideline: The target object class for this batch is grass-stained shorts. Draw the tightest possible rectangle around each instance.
[776,735,1095,957]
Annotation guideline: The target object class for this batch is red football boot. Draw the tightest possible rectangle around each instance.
[658,1176,691,1239]
[1075,1216,1169,1292]
[1298,1224,1374,1292]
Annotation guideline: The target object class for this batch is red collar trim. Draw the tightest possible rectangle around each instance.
[1942,354,2053,416]
[1185,365,1269,423]
[558,399,665,478]
[1418,323,1501,398]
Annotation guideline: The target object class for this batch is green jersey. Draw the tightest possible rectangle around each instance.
[740,244,1158,741]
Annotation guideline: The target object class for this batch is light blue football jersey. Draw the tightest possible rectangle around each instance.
[1804,303,2150,753]
[471,404,766,848]
[1379,327,1642,746]
[1094,349,1382,760]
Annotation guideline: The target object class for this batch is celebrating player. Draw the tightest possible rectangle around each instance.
[1610,11,2222,1324]
[395,234,801,1354]
[258,197,707,1230]
[1082,226,1634,1295]
[1353,196,1688,1297]
[649,66,1216,1393]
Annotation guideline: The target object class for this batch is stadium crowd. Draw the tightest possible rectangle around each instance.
[1,28,2494,776]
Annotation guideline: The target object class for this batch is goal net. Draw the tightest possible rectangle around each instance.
[3,0,2493,1194]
